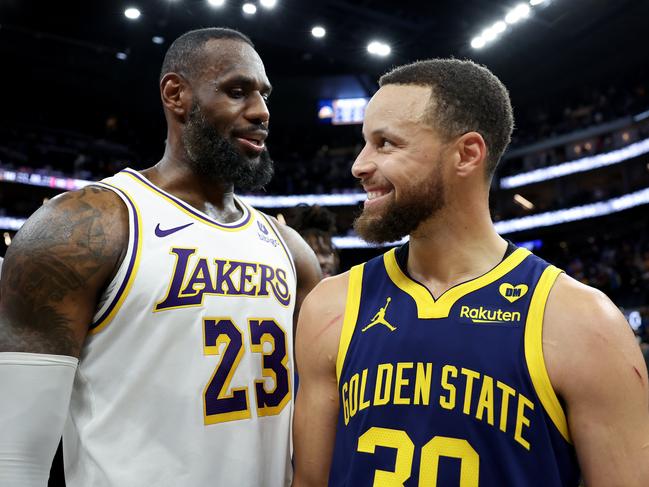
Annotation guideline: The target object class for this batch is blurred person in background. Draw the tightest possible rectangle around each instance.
[288,204,340,278]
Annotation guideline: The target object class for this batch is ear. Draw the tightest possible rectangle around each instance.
[454,131,487,178]
[160,73,191,119]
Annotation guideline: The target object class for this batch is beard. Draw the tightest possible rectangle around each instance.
[354,163,445,243]
[181,101,274,191]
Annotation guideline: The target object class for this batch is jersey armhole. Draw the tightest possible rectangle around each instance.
[336,264,364,384]
[524,265,572,443]
[88,182,142,334]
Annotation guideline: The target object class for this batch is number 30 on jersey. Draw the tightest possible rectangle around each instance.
[202,317,290,424]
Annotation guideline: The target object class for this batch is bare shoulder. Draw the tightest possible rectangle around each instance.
[543,272,646,396]
[0,186,129,356]
[296,271,351,370]
[264,213,322,300]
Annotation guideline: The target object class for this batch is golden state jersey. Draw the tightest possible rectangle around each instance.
[330,243,580,486]
[63,169,296,487]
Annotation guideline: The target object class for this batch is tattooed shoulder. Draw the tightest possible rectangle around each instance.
[0,186,129,356]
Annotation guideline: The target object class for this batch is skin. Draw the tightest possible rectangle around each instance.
[292,84,649,486]
[0,37,321,359]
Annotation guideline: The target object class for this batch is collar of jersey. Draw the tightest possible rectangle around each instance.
[120,168,253,231]
[383,246,532,319]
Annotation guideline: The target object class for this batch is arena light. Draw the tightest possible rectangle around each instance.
[505,3,531,24]
[116,52,128,61]
[530,0,547,5]
[500,136,649,189]
[260,0,277,8]
[207,0,225,7]
[311,26,326,38]
[367,41,391,57]
[124,7,141,20]
[242,3,257,15]
[471,37,486,49]
[513,194,535,210]
[152,36,165,45]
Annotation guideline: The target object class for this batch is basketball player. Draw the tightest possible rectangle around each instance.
[0,28,320,486]
[292,59,649,486]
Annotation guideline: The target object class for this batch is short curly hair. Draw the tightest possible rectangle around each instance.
[160,27,254,82]
[379,58,514,179]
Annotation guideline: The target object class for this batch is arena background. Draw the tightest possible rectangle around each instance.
[1,0,649,483]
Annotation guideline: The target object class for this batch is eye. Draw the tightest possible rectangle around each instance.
[377,138,394,150]
[228,87,245,98]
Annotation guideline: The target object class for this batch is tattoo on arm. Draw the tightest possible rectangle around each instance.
[0,187,125,356]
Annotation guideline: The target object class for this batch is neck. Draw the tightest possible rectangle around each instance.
[406,194,508,297]
[140,138,241,223]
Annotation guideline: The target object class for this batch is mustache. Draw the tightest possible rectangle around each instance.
[232,124,269,138]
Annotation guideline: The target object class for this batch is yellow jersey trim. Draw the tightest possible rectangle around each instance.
[122,169,254,232]
[336,264,364,383]
[383,247,532,319]
[90,183,143,335]
[524,265,571,443]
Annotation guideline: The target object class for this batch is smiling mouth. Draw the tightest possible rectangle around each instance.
[235,137,266,154]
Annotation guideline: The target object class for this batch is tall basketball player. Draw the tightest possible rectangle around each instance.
[292,59,649,486]
[0,28,321,486]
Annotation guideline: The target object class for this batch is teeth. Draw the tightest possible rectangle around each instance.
[367,190,388,200]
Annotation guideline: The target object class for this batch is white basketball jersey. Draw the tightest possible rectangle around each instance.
[63,168,296,487]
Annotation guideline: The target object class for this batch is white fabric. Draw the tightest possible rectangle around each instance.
[64,170,297,487]
[0,352,78,487]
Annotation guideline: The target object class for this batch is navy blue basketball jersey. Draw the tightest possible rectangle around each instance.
[330,244,580,486]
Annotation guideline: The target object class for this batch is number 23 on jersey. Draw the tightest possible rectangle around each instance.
[202,317,291,424]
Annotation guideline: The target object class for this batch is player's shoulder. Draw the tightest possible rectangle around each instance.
[544,272,641,391]
[298,272,350,335]
[260,212,322,285]
[546,272,627,335]
[8,185,129,274]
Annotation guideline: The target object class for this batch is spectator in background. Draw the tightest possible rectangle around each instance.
[288,204,340,277]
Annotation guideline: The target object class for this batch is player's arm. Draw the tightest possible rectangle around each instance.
[274,220,322,328]
[292,274,348,487]
[0,186,128,486]
[544,274,649,486]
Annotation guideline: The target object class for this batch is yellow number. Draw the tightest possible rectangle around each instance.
[357,427,415,487]
[357,429,479,486]
[419,436,479,487]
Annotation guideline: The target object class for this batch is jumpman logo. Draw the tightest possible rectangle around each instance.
[362,297,396,332]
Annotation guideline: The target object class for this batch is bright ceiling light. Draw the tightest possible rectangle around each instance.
[471,37,486,49]
[367,41,390,57]
[124,7,141,20]
[492,21,507,34]
[505,3,530,23]
[116,52,128,60]
[482,27,497,41]
[152,36,165,45]
[311,26,326,38]
[242,2,257,14]
[530,0,546,5]
[260,0,277,8]
[207,0,225,7]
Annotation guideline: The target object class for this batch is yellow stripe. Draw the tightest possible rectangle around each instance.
[123,171,253,232]
[384,247,531,319]
[524,265,571,443]
[336,264,364,383]
[90,185,143,334]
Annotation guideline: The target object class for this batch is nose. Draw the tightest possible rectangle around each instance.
[245,92,270,126]
[351,142,375,180]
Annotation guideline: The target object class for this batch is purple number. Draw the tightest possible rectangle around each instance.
[203,318,250,424]
[249,319,291,416]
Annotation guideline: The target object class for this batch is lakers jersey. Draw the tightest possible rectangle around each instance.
[330,244,580,486]
[63,169,296,487]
